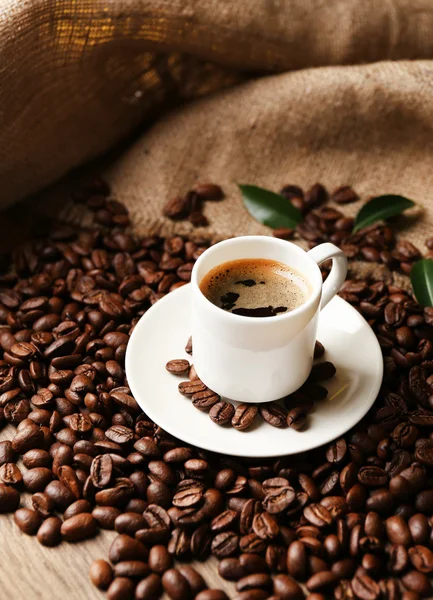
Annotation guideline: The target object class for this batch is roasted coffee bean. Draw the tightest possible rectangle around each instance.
[259,403,287,428]
[287,540,308,581]
[304,504,333,527]
[89,559,113,591]
[166,359,190,375]
[309,361,336,382]
[23,467,53,492]
[232,404,258,430]
[287,406,308,430]
[192,389,220,410]
[401,571,432,597]
[63,499,93,520]
[306,571,338,592]
[211,531,239,557]
[109,534,148,563]
[92,506,121,529]
[0,462,22,486]
[135,574,163,600]
[148,544,172,575]
[273,574,304,600]
[177,565,205,595]
[236,573,272,592]
[263,486,295,514]
[114,512,147,536]
[0,441,15,466]
[61,513,97,541]
[162,568,192,600]
[386,515,412,546]
[252,512,279,540]
[14,507,41,535]
[37,516,62,546]
[0,483,20,512]
[352,574,380,600]
[408,545,433,574]
[358,465,388,487]
[106,577,135,600]
[408,514,430,544]
[113,560,150,578]
[22,448,51,469]
[209,401,235,425]
[178,380,206,396]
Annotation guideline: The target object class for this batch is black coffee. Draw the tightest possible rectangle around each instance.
[200,258,310,317]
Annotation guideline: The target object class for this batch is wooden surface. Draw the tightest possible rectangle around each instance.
[0,426,236,600]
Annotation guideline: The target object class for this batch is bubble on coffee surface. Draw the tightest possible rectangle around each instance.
[200,258,310,317]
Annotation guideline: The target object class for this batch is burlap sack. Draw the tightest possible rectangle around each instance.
[3,0,433,226]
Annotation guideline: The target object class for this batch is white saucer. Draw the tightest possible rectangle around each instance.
[126,285,383,458]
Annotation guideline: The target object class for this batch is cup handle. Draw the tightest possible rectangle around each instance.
[307,243,348,310]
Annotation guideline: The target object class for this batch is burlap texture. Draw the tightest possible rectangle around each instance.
[3,0,433,222]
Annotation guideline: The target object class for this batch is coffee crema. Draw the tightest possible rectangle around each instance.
[199,258,311,317]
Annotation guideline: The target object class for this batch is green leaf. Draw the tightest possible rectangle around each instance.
[238,184,303,229]
[411,259,433,307]
[353,195,415,232]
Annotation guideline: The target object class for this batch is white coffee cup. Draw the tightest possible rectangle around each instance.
[191,236,347,403]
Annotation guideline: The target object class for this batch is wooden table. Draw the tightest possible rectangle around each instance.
[0,426,236,600]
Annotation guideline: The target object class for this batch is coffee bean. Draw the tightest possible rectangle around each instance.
[401,571,432,597]
[326,438,347,463]
[309,361,336,382]
[61,513,97,541]
[287,541,308,581]
[287,407,308,430]
[135,574,162,600]
[232,404,258,430]
[259,403,287,428]
[177,565,206,595]
[109,534,148,563]
[263,486,296,514]
[408,514,430,544]
[37,516,62,546]
[107,577,135,600]
[273,574,304,599]
[113,560,150,579]
[148,545,172,575]
[166,359,190,375]
[211,531,239,557]
[63,499,93,520]
[209,401,235,425]
[0,462,22,486]
[22,448,51,469]
[92,506,121,529]
[386,515,412,546]
[304,504,333,527]
[14,507,41,535]
[252,512,279,540]
[193,183,224,200]
[23,467,53,492]
[358,465,389,487]
[0,483,20,512]
[114,512,147,536]
[178,380,206,396]
[236,573,272,592]
[306,571,338,592]
[192,389,220,410]
[89,559,113,590]
[408,545,433,574]
[352,574,381,600]
[162,568,192,600]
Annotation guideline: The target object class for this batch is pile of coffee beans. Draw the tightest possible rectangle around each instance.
[167,340,336,431]
[273,183,423,276]
[162,183,224,228]
[0,178,433,599]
